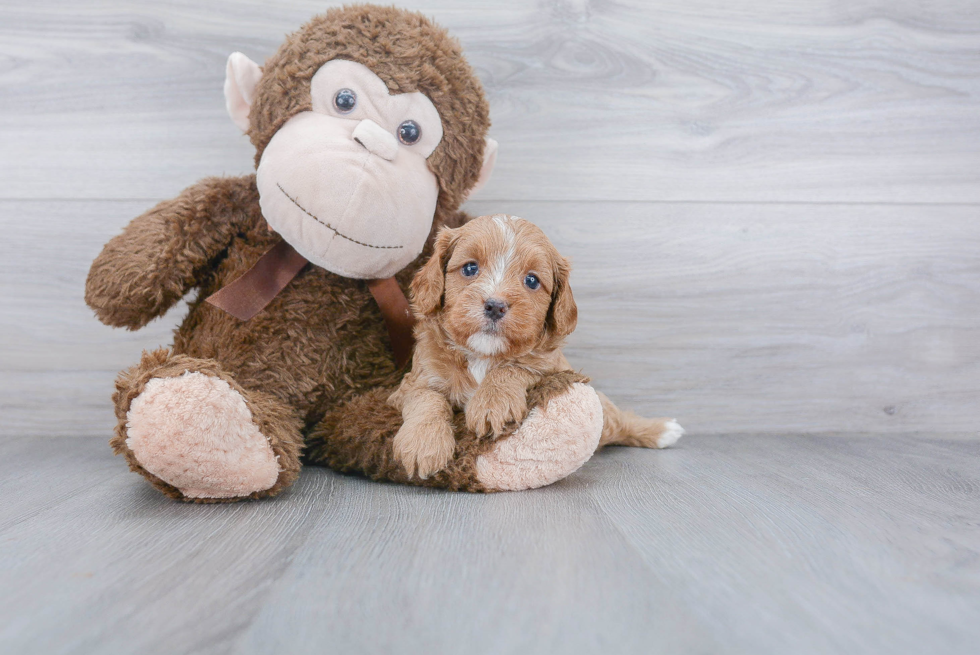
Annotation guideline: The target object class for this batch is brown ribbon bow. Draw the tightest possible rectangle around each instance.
[205,240,417,368]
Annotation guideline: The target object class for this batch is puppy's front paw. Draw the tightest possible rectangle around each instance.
[465,386,528,438]
[392,418,456,479]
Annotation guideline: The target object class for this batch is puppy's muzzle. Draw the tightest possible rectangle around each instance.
[483,298,508,322]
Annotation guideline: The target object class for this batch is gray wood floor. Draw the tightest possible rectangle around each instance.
[1,434,978,654]
[2,1,980,653]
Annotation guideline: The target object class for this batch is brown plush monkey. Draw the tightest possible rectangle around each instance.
[86,5,609,502]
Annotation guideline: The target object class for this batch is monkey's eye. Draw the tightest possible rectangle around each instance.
[398,120,421,145]
[334,88,357,113]
[524,273,541,290]
[461,262,479,277]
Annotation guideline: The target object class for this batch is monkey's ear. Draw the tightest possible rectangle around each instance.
[465,137,498,199]
[224,52,262,133]
[410,228,459,316]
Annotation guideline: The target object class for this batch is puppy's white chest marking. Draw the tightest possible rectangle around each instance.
[467,357,490,385]
[466,332,506,356]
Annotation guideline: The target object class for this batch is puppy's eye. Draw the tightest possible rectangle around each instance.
[398,120,421,145]
[461,262,479,277]
[524,273,541,290]
[334,88,357,113]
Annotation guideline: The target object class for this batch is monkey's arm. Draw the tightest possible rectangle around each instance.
[85,175,259,330]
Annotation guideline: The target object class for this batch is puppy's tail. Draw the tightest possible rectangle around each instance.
[597,392,684,450]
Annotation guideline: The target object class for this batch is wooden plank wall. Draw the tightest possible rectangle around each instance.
[2,0,979,437]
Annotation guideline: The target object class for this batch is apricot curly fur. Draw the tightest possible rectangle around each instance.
[305,370,590,492]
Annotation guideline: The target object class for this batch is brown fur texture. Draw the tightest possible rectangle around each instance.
[86,6,660,501]
[85,6,493,502]
[248,4,490,230]
[88,174,415,423]
[305,370,590,492]
[596,392,679,448]
[389,215,578,477]
[89,172,437,501]
[110,348,305,503]
[412,215,577,359]
[388,215,678,479]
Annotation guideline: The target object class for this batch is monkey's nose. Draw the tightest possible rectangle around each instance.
[484,298,508,322]
[352,119,399,161]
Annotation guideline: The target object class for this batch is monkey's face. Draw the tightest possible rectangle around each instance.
[252,60,444,279]
[224,7,496,280]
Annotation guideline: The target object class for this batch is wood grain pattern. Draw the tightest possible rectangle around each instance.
[0,438,340,655]
[5,199,978,437]
[581,436,980,654]
[1,1,978,201]
[3,1,978,435]
[469,200,980,436]
[0,200,188,438]
[1,435,977,654]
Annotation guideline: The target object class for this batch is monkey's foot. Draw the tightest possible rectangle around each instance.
[475,383,603,491]
[125,371,281,499]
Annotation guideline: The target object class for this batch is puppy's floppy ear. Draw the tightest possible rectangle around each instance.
[411,227,459,316]
[545,254,578,341]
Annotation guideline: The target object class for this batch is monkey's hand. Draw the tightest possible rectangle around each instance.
[85,175,257,330]
[465,378,529,439]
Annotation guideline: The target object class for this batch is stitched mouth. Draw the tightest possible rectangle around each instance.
[276,183,403,250]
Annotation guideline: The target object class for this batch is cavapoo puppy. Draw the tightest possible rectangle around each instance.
[388,214,684,478]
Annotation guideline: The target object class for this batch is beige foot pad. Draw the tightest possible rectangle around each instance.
[475,383,603,491]
[125,371,280,499]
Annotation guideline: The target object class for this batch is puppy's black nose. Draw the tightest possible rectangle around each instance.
[484,298,508,321]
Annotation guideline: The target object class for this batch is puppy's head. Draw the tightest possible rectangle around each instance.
[411,214,577,357]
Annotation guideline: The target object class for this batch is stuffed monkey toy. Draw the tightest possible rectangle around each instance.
[86,5,606,501]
